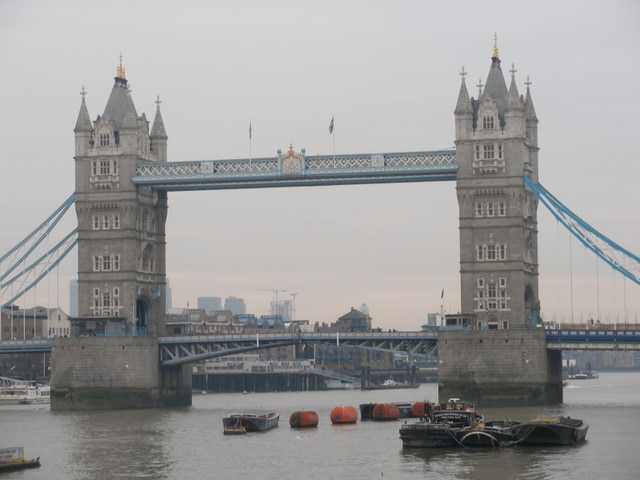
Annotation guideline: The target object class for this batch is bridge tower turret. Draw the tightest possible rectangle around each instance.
[454,40,541,329]
[73,58,168,337]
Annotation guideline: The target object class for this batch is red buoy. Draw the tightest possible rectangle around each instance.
[371,403,400,420]
[289,410,319,428]
[330,405,358,424]
[411,401,426,418]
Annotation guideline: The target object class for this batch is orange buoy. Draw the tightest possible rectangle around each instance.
[411,401,426,418]
[371,403,400,420]
[290,410,319,428]
[330,405,358,424]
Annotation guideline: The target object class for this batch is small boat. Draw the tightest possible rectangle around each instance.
[222,412,279,434]
[570,372,599,380]
[361,378,419,390]
[512,416,589,445]
[289,410,319,428]
[399,399,484,449]
[0,447,41,471]
[330,405,358,424]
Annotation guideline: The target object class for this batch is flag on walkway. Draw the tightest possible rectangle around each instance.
[441,288,444,299]
[249,121,252,140]
[329,116,334,134]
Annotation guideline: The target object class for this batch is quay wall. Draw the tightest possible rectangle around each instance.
[50,336,191,410]
[438,329,562,406]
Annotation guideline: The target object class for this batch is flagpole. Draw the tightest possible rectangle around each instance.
[249,119,252,170]
[332,125,336,168]
[440,288,445,328]
[329,115,335,168]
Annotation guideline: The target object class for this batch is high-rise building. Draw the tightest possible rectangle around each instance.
[224,297,246,315]
[272,300,292,321]
[197,296,222,314]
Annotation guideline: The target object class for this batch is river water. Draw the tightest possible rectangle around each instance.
[1,371,639,480]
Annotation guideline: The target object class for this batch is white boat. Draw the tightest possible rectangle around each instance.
[0,383,50,405]
[325,379,355,390]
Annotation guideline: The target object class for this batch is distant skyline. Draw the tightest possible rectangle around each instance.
[1,0,638,330]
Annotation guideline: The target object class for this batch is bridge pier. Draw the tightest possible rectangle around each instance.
[438,329,562,406]
[50,337,191,410]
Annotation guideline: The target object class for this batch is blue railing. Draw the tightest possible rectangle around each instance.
[545,329,640,343]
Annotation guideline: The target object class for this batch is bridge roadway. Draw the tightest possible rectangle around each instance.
[1,329,639,360]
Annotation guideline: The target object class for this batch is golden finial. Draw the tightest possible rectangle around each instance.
[492,32,499,58]
[116,54,126,79]
[288,143,296,155]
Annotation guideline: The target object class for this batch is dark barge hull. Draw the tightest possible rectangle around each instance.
[400,422,459,448]
[513,418,588,445]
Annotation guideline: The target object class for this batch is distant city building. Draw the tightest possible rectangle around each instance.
[165,308,244,336]
[335,307,372,332]
[224,296,246,315]
[69,279,78,317]
[272,300,292,321]
[0,305,70,339]
[198,296,222,314]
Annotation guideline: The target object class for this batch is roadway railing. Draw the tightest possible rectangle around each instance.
[545,329,640,350]
[545,329,640,343]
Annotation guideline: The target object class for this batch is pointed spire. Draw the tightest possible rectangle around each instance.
[74,86,92,132]
[524,76,538,119]
[492,32,499,59]
[150,95,167,138]
[454,66,472,114]
[481,36,509,116]
[507,64,523,110]
[103,57,138,129]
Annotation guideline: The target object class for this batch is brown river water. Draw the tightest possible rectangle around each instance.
[1,371,638,479]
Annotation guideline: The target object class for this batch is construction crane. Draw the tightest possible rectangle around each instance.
[290,292,300,321]
[259,288,287,316]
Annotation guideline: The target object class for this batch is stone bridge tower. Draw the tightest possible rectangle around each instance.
[73,59,168,336]
[50,61,189,410]
[439,42,562,406]
[454,41,540,329]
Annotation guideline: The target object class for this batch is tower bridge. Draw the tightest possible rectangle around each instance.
[2,44,639,409]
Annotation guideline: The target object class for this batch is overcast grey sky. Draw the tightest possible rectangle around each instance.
[1,0,638,329]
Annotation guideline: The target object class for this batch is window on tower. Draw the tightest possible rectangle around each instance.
[99,134,110,146]
[475,243,507,262]
[482,116,495,129]
[483,144,495,159]
[99,160,110,175]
